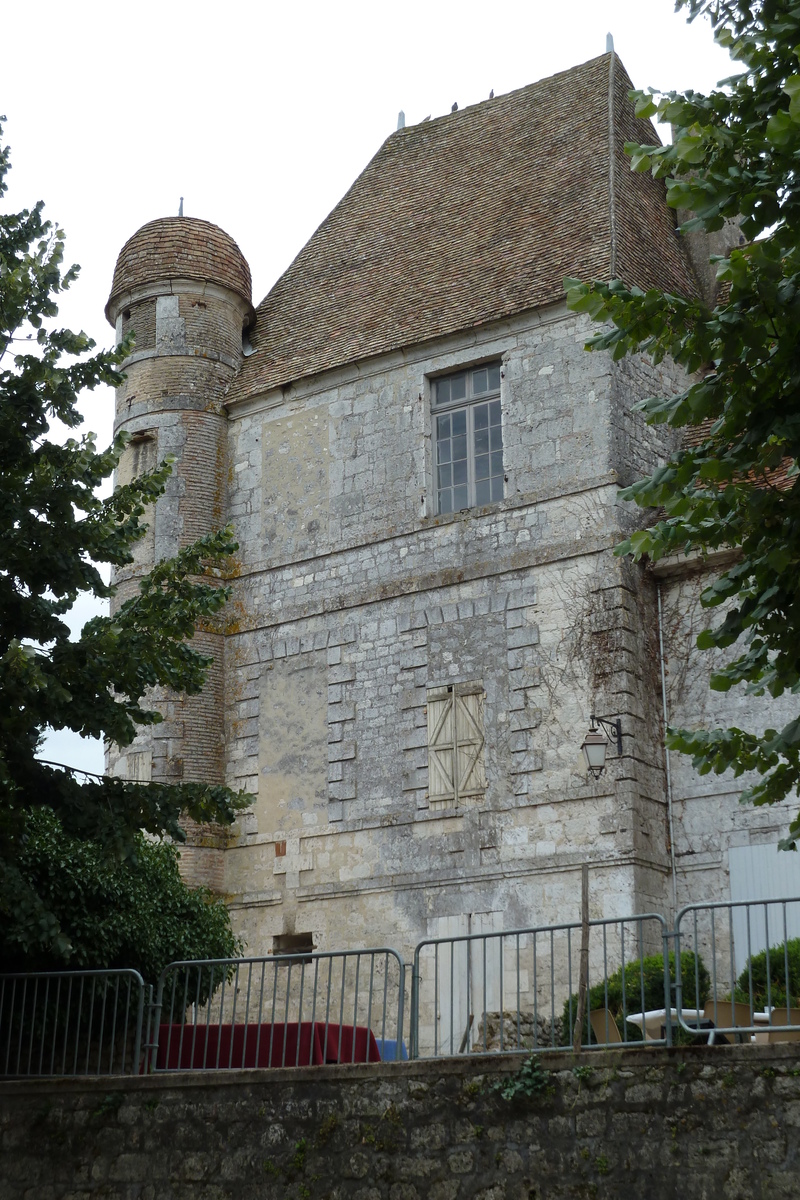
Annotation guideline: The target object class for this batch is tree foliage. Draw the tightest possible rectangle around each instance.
[566,0,800,845]
[1,809,241,980]
[0,119,243,960]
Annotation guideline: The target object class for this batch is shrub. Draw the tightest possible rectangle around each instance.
[1,807,241,1000]
[560,950,710,1045]
[735,938,800,1009]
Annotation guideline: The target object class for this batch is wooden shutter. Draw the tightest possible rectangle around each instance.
[454,685,486,798]
[427,691,456,804]
[427,682,485,807]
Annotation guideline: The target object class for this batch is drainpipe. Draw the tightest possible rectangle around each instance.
[657,582,678,915]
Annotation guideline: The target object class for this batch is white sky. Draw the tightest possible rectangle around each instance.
[2,0,733,775]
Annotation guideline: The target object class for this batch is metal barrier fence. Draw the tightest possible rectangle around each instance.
[0,969,147,1077]
[675,897,800,1045]
[5,897,800,1076]
[150,947,406,1071]
[410,913,671,1058]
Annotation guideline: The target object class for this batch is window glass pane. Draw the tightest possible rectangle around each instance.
[472,367,488,394]
[452,434,467,462]
[475,478,491,506]
[433,369,502,515]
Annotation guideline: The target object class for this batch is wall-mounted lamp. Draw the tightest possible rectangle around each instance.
[581,714,623,779]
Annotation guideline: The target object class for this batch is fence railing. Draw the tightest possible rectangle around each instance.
[674,896,800,1045]
[4,897,800,1076]
[0,969,148,1078]
[149,947,406,1071]
[410,913,670,1058]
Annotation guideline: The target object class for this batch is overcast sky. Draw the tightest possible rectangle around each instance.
[3,0,733,775]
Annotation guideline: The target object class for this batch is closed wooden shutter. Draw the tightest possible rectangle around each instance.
[455,686,486,797]
[428,692,456,804]
[427,682,485,807]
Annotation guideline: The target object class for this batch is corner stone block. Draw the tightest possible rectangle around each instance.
[512,749,544,773]
[328,741,356,763]
[506,624,540,650]
[329,662,356,684]
[507,646,538,671]
[329,781,356,802]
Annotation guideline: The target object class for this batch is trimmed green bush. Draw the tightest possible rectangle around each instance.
[735,938,800,1009]
[560,950,710,1045]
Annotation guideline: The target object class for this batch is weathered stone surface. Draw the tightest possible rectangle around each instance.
[2,1045,800,1199]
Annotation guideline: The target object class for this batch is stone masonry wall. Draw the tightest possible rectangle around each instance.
[222,303,683,968]
[659,563,800,909]
[3,1044,800,1199]
[107,279,249,890]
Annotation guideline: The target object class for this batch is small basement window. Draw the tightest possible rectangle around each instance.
[272,932,315,962]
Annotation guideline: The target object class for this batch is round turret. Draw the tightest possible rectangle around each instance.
[105,215,254,892]
[106,216,252,323]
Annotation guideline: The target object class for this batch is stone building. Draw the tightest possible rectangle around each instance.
[104,51,800,983]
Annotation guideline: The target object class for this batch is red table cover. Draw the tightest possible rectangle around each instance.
[154,1020,381,1069]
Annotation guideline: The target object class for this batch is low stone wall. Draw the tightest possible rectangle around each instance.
[474,1011,564,1052]
[2,1043,800,1199]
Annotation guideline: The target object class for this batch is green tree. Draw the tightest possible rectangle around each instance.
[0,119,242,961]
[1,809,241,980]
[566,0,800,847]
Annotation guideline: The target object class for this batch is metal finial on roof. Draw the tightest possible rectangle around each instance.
[179,197,184,217]
[451,102,458,112]
[397,111,405,131]
[606,32,614,53]
[489,89,494,99]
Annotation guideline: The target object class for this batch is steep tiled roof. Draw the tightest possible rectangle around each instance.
[228,53,698,404]
[106,217,252,321]
[682,419,793,491]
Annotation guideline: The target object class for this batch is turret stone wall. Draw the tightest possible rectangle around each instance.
[105,219,253,889]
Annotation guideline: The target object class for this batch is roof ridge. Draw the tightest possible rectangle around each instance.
[226,53,698,406]
[387,51,618,137]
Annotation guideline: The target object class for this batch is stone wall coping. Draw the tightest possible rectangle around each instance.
[2,1040,797,1097]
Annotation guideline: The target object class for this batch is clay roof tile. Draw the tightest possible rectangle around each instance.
[227,53,698,404]
[106,217,252,321]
